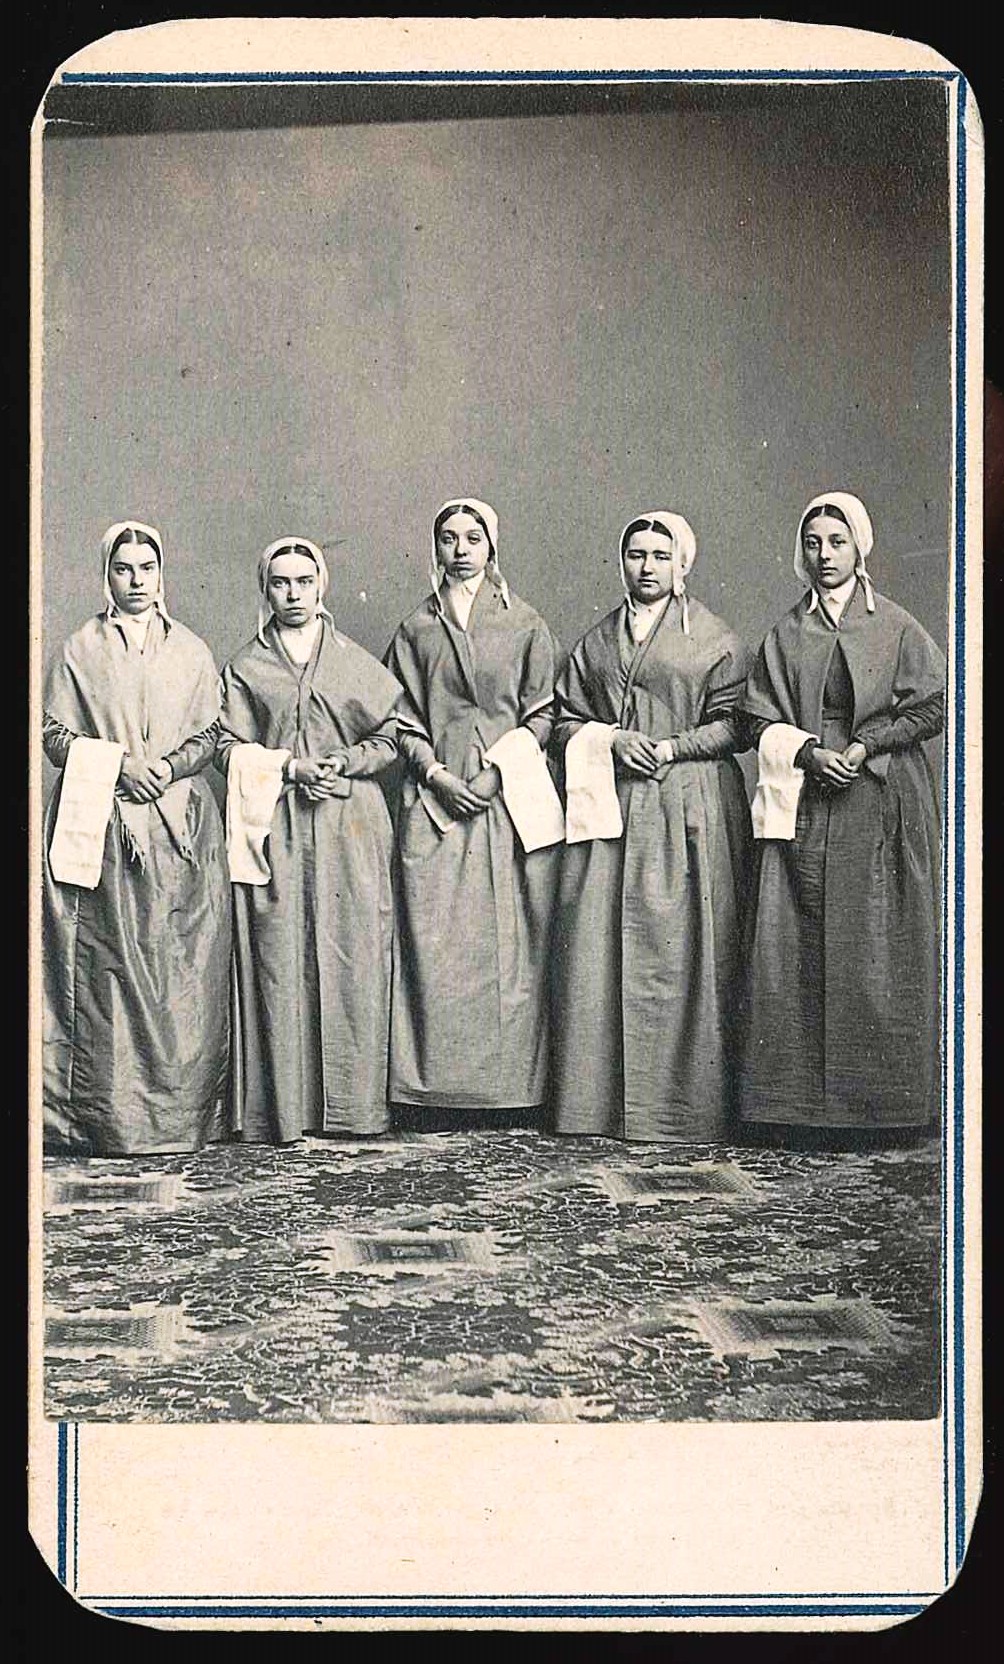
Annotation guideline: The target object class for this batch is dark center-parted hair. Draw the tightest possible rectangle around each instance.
[433,502,495,559]
[266,541,320,569]
[800,503,851,542]
[108,526,161,561]
[621,516,674,551]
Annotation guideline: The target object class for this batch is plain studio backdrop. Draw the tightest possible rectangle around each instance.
[40,80,952,760]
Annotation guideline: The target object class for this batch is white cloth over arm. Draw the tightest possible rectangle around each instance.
[751,722,818,840]
[482,726,565,853]
[563,721,623,844]
[48,736,125,888]
[225,742,291,883]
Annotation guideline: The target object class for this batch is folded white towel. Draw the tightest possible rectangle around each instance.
[564,721,623,844]
[482,726,565,853]
[751,723,818,840]
[226,743,291,884]
[48,736,125,889]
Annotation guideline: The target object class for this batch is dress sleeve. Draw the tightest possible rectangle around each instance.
[163,722,221,781]
[669,644,751,762]
[383,631,440,782]
[42,711,80,771]
[551,641,597,757]
[339,716,399,779]
[853,621,947,756]
[855,691,945,756]
[214,665,261,774]
[516,623,562,751]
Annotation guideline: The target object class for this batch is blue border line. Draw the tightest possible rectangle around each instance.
[82,1588,944,1603]
[48,61,969,1622]
[94,1602,928,1620]
[951,77,968,1580]
[72,1424,79,1591]
[56,1422,68,1586]
[59,68,958,85]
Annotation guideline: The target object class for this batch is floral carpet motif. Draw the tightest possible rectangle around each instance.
[43,1131,940,1423]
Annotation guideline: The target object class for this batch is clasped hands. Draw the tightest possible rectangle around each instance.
[117,755,173,803]
[291,754,351,802]
[427,762,502,819]
[611,729,674,777]
[805,739,867,789]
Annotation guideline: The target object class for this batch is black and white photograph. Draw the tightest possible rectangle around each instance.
[27,13,983,1631]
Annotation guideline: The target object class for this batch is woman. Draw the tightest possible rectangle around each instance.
[551,510,752,1142]
[740,491,946,1135]
[42,520,230,1156]
[384,498,564,1118]
[217,537,402,1143]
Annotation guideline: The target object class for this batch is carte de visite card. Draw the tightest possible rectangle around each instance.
[28,15,983,1633]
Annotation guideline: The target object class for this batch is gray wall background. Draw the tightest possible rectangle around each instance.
[41,83,952,710]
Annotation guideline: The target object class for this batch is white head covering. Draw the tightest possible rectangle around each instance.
[619,510,697,636]
[101,520,172,624]
[795,492,876,614]
[430,497,510,608]
[256,535,335,644]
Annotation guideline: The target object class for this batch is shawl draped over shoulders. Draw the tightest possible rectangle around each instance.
[384,582,561,1110]
[42,612,231,1155]
[218,618,402,1142]
[551,594,752,1141]
[739,586,945,1128]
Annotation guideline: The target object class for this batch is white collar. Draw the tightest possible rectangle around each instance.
[444,569,486,597]
[114,607,155,648]
[278,615,322,664]
[808,573,858,626]
[627,591,672,616]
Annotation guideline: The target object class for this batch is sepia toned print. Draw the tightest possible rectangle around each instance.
[29,16,981,1634]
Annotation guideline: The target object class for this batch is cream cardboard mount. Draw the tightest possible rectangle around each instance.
[28,15,983,1634]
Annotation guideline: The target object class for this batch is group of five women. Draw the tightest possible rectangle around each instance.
[42,491,946,1158]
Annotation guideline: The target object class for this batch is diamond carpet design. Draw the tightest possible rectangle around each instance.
[42,1131,940,1423]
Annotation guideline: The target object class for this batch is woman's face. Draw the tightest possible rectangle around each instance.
[107,540,160,613]
[436,512,491,581]
[622,528,676,604]
[801,514,859,590]
[267,551,321,627]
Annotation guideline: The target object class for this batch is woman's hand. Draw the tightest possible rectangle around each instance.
[465,764,502,803]
[117,755,167,803]
[428,768,491,818]
[294,755,349,802]
[612,729,661,777]
[841,741,867,772]
[805,746,862,788]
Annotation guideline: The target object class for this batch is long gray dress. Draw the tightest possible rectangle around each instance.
[42,611,230,1155]
[384,580,561,1110]
[551,594,751,1142]
[217,618,402,1142]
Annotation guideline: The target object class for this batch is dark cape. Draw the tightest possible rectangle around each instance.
[42,611,230,1155]
[383,580,561,1109]
[218,618,402,1142]
[550,593,752,1141]
[740,583,945,1129]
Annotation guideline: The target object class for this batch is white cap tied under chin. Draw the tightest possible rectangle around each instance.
[257,535,335,643]
[430,496,510,608]
[619,510,697,636]
[795,491,876,614]
[101,520,172,623]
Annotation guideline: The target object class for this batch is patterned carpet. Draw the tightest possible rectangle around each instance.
[43,1130,941,1423]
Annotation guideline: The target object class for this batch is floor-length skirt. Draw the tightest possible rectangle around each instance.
[43,778,231,1156]
[390,791,557,1109]
[230,779,395,1141]
[740,755,941,1128]
[552,758,751,1141]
